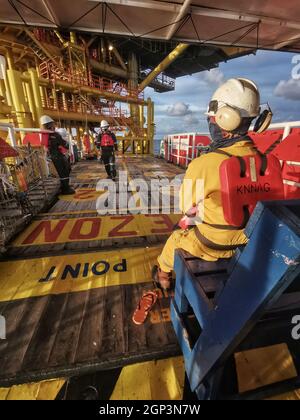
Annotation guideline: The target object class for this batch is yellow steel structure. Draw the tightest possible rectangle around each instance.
[28,68,44,125]
[6,68,33,129]
[138,43,189,92]
[0,23,197,153]
[1,27,184,153]
[0,100,11,116]
[0,26,212,152]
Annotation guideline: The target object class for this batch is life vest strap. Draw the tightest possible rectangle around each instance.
[202,220,245,230]
[194,228,245,251]
[212,149,233,158]
[213,149,268,177]
[258,152,268,175]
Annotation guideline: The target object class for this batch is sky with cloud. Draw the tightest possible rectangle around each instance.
[144,50,300,141]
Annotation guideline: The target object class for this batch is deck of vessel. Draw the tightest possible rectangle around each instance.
[0,156,184,387]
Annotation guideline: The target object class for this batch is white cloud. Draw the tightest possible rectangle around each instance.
[166,101,191,116]
[150,51,300,140]
[154,104,169,113]
[274,78,300,101]
[203,68,225,86]
[183,114,200,126]
[189,104,207,114]
[154,118,180,136]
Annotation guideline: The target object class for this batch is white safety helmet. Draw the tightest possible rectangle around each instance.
[206,78,261,132]
[56,128,69,141]
[100,120,109,129]
[40,115,54,126]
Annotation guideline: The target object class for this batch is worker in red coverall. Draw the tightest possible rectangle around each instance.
[95,120,118,180]
[40,115,75,195]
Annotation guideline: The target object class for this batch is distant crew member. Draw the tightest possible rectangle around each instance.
[40,115,75,195]
[72,139,79,163]
[56,127,71,167]
[95,120,118,180]
[83,131,92,156]
[153,78,273,289]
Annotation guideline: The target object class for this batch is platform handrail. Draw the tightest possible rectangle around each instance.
[257,121,300,139]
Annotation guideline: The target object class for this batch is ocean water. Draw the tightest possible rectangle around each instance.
[154,139,161,155]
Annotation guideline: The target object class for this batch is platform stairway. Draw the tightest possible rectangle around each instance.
[18,30,67,81]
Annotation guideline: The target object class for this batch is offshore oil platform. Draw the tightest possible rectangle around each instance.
[0,0,300,400]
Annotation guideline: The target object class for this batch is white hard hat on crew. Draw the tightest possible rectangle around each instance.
[206,78,261,132]
[40,115,55,126]
[100,120,109,129]
[56,128,69,141]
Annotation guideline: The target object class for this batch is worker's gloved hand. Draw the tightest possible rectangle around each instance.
[176,206,198,230]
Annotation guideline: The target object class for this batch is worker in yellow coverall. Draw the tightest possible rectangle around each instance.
[153,78,272,289]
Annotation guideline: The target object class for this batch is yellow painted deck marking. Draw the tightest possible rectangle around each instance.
[74,172,107,180]
[40,207,180,216]
[59,188,105,202]
[13,214,179,246]
[267,390,300,400]
[0,246,162,302]
[0,379,65,400]
[235,344,298,395]
[110,356,184,400]
[40,210,99,216]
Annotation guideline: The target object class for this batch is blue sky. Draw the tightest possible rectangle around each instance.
[144,50,300,140]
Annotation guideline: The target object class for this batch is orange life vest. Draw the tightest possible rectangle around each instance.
[41,133,49,149]
[281,162,300,199]
[218,151,284,228]
[83,134,91,153]
[100,133,114,147]
[16,169,28,192]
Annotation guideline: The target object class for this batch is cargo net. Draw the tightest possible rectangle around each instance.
[0,145,59,249]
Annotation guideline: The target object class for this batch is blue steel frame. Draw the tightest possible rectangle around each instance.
[171,200,300,399]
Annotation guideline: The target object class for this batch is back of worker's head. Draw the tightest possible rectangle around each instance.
[100,120,109,132]
[56,127,69,142]
[206,78,272,145]
[40,115,55,131]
